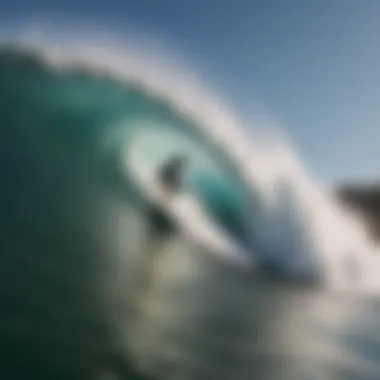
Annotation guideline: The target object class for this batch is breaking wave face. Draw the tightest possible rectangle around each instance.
[2,30,380,379]
[2,33,378,293]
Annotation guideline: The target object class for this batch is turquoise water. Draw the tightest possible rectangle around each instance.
[0,46,252,246]
[2,45,380,380]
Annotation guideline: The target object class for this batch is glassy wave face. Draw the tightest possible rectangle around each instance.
[2,40,380,380]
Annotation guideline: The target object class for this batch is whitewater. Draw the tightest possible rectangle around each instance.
[2,28,380,380]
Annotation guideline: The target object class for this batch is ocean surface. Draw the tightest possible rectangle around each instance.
[1,35,380,380]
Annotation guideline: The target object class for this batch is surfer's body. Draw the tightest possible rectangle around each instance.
[157,154,188,194]
[145,154,188,234]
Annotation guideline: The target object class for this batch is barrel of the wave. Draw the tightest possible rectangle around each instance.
[124,121,260,267]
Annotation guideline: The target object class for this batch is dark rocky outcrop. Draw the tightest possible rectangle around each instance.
[337,184,380,242]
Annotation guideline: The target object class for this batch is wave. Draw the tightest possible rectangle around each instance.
[1,31,380,297]
[3,28,380,380]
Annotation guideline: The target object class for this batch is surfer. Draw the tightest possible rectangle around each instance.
[146,154,188,234]
[157,153,188,194]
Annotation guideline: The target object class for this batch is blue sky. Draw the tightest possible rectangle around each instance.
[3,0,380,184]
